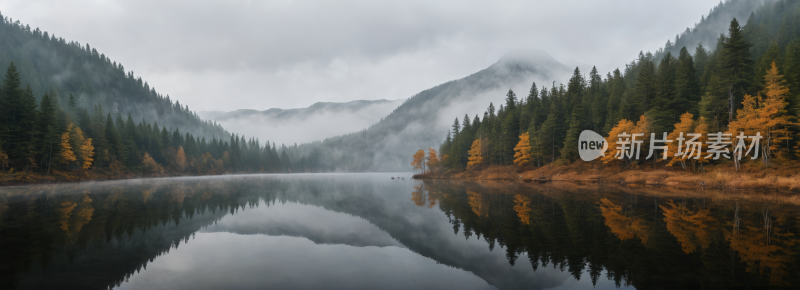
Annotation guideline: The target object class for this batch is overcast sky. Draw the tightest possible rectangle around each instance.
[0,0,719,111]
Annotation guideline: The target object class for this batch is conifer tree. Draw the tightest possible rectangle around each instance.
[467,139,483,168]
[513,132,532,166]
[675,47,701,116]
[503,90,519,164]
[721,18,754,124]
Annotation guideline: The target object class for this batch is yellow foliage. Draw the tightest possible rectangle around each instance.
[426,148,440,173]
[513,194,531,225]
[142,152,164,175]
[599,198,650,244]
[80,138,94,169]
[667,112,696,167]
[730,62,795,162]
[57,200,77,232]
[411,184,428,207]
[176,146,186,172]
[513,132,532,166]
[727,210,797,286]
[467,139,483,168]
[659,200,714,254]
[69,194,94,238]
[602,119,636,163]
[411,149,426,173]
[468,191,489,217]
[59,123,76,165]
[693,117,710,165]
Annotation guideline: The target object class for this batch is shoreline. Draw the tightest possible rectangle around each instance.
[413,162,800,194]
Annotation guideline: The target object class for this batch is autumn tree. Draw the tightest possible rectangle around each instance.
[513,132,532,166]
[80,138,94,169]
[59,124,77,167]
[602,119,636,166]
[660,200,714,254]
[411,149,426,174]
[513,194,532,225]
[142,152,164,175]
[467,139,483,168]
[175,146,187,173]
[426,148,440,175]
[729,62,794,165]
[667,112,696,170]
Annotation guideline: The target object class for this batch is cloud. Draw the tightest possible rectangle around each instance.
[0,0,721,113]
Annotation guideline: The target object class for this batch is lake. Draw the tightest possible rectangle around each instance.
[0,173,798,289]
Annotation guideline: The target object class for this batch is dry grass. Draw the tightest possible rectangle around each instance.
[427,160,800,194]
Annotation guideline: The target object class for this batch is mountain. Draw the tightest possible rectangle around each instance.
[198,99,403,145]
[0,11,227,140]
[287,50,572,171]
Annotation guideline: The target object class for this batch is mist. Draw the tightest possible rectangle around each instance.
[200,100,402,145]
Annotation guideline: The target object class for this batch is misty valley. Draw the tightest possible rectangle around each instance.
[5,0,800,289]
[2,174,798,290]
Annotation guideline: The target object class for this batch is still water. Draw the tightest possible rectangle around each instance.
[0,173,798,289]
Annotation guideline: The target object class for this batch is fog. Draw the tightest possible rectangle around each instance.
[0,0,721,111]
[199,100,403,145]
[285,50,572,171]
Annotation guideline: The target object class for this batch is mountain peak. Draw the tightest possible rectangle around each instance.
[484,49,571,80]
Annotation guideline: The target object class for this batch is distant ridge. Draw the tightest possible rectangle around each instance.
[288,49,572,171]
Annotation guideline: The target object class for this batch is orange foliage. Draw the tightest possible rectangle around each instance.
[59,123,76,165]
[175,146,187,172]
[667,112,695,168]
[426,148,440,174]
[467,139,483,168]
[727,210,797,286]
[513,194,531,225]
[142,152,165,175]
[468,191,489,217]
[602,119,635,164]
[80,137,94,169]
[513,132,532,166]
[659,200,714,254]
[411,149,426,173]
[599,198,650,244]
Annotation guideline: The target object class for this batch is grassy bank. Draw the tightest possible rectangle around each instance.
[414,160,800,193]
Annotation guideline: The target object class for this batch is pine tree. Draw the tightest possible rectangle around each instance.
[67,93,76,109]
[503,90,519,164]
[603,69,626,133]
[721,18,754,124]
[674,47,701,118]
[561,101,587,161]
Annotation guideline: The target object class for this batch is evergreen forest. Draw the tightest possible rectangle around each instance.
[439,1,800,173]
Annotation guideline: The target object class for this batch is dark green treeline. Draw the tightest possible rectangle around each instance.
[0,62,324,175]
[0,11,227,139]
[441,1,800,169]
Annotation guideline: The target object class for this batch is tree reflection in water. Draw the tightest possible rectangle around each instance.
[415,180,800,288]
[1,176,799,289]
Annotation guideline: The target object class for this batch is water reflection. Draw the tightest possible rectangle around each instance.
[416,179,800,288]
[0,174,797,289]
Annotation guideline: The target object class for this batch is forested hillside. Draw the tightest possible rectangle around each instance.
[285,50,572,171]
[0,11,227,140]
[0,13,312,181]
[438,0,800,172]
[283,0,767,172]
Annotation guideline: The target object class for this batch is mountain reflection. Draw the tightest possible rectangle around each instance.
[416,180,800,288]
[0,175,798,289]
